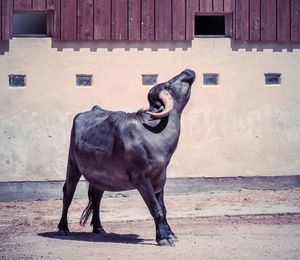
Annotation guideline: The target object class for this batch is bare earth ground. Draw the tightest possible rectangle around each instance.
[0,188,300,260]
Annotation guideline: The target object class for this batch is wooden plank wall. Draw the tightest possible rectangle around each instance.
[277,0,290,42]
[236,0,300,42]
[112,0,128,40]
[0,0,2,40]
[78,0,94,41]
[155,0,172,40]
[249,0,260,41]
[1,0,13,40]
[235,0,248,40]
[46,0,60,40]
[141,0,154,40]
[1,0,300,42]
[291,0,300,41]
[94,0,111,40]
[128,0,141,41]
[173,0,186,40]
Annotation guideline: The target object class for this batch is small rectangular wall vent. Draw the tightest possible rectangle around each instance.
[142,74,158,86]
[76,74,93,87]
[203,73,219,86]
[265,73,281,86]
[9,74,26,87]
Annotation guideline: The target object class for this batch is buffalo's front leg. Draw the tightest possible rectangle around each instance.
[137,178,174,247]
[155,189,178,242]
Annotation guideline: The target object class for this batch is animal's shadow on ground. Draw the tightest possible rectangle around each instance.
[38,232,154,246]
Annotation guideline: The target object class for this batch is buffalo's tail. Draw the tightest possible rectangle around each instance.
[79,184,94,226]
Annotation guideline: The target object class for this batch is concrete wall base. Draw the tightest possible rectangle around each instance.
[0,175,299,202]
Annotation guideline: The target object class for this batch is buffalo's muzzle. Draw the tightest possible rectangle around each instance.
[182,69,196,84]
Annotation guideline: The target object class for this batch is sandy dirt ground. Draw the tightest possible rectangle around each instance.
[0,188,300,260]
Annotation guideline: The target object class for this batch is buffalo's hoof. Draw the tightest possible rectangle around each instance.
[57,229,70,236]
[93,227,106,235]
[157,238,175,247]
[168,234,179,242]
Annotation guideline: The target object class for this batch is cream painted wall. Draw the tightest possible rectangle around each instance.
[0,38,300,181]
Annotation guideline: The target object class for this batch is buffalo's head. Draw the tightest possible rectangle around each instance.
[146,69,196,118]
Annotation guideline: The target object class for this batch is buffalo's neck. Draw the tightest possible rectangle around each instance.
[165,112,181,153]
[140,112,181,159]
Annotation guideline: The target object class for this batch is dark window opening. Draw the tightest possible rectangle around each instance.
[142,74,158,86]
[203,74,219,86]
[265,73,281,86]
[195,15,226,36]
[13,13,48,37]
[76,75,93,87]
[9,75,26,87]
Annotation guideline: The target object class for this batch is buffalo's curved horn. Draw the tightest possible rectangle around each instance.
[146,90,174,118]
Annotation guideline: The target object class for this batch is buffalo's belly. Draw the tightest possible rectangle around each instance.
[82,169,135,192]
[87,175,135,192]
[74,146,167,193]
[82,170,165,193]
[76,161,134,192]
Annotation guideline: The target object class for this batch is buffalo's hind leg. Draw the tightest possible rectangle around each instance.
[57,156,82,236]
[80,184,106,234]
[156,189,178,242]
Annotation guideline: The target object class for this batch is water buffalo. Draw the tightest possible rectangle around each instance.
[57,69,196,246]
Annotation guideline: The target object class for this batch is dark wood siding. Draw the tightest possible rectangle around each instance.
[235,0,249,41]
[224,0,234,11]
[112,0,127,40]
[47,0,60,40]
[128,0,141,41]
[77,0,94,40]
[261,0,277,41]
[277,0,290,42]
[1,0,13,40]
[249,0,260,41]
[94,0,111,40]
[14,0,33,10]
[61,0,76,40]
[291,0,300,41]
[141,0,154,40]
[0,0,2,40]
[33,0,46,10]
[200,0,213,12]
[213,0,224,12]
[186,0,198,40]
[155,0,172,40]
[0,0,300,42]
[173,0,186,40]
[224,0,235,39]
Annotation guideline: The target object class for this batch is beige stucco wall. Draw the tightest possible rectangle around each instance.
[0,37,300,181]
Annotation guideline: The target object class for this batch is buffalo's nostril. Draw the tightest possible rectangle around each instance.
[185,69,195,78]
[183,69,196,84]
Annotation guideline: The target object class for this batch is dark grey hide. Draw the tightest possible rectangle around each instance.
[58,69,196,246]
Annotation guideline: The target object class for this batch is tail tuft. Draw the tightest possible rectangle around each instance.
[79,185,94,226]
